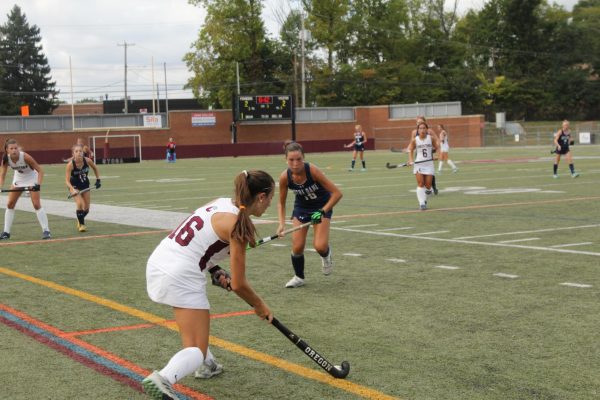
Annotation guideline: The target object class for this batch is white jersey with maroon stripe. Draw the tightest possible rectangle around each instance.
[8,151,38,187]
[413,134,435,176]
[146,197,239,309]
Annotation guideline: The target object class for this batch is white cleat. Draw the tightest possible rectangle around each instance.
[142,371,179,400]
[321,249,333,275]
[194,360,223,379]
[285,275,305,288]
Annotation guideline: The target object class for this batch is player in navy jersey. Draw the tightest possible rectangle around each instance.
[278,141,343,288]
[66,144,101,232]
[344,124,367,171]
[552,120,579,178]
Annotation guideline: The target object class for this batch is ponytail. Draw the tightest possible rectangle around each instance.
[232,170,275,246]
[2,138,17,166]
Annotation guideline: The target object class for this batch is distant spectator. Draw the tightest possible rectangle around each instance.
[167,137,176,163]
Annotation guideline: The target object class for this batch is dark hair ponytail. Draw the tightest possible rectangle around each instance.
[232,170,275,246]
[284,141,304,157]
[2,138,17,166]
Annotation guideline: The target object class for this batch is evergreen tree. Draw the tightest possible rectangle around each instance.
[0,5,58,115]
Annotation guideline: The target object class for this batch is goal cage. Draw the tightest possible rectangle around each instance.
[90,132,142,164]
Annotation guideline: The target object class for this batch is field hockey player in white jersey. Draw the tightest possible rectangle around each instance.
[0,138,51,240]
[408,122,440,210]
[142,170,275,400]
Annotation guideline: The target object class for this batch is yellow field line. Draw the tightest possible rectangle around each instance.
[0,266,398,400]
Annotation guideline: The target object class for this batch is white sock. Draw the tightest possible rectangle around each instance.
[416,187,426,205]
[204,347,216,365]
[448,160,457,169]
[35,208,49,231]
[438,161,443,172]
[4,208,15,233]
[160,347,204,384]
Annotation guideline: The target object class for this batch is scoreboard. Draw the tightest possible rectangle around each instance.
[235,95,293,121]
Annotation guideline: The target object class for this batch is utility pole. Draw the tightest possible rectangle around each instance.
[117,41,134,113]
[300,13,306,108]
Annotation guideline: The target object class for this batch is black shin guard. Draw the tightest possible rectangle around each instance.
[291,254,305,279]
[76,210,85,225]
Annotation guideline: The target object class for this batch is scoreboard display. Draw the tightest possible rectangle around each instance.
[235,95,293,121]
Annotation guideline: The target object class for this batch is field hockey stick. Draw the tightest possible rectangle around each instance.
[271,317,350,379]
[386,158,438,169]
[67,187,93,199]
[0,186,39,193]
[249,221,312,249]
[390,146,407,153]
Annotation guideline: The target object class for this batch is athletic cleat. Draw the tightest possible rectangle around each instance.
[194,360,223,379]
[142,371,179,400]
[571,173,579,178]
[360,168,367,172]
[433,187,438,195]
[419,204,427,211]
[553,174,559,179]
[0,232,10,240]
[321,249,333,275]
[452,168,458,173]
[285,275,305,288]
[78,224,87,232]
[42,230,51,240]
[347,168,354,172]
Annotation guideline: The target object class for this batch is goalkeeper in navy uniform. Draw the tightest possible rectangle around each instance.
[552,120,579,178]
[344,124,367,171]
[66,144,101,232]
[277,141,343,288]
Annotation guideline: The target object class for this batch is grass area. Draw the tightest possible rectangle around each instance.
[1,145,599,399]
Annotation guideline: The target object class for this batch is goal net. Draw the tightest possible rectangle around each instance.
[91,132,142,164]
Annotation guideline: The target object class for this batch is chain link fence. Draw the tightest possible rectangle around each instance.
[482,121,599,147]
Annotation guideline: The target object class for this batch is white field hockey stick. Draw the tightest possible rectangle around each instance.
[249,221,313,249]
[67,187,93,199]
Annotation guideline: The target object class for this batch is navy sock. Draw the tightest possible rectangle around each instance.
[317,247,330,258]
[553,164,558,174]
[76,210,85,225]
[432,175,437,190]
[291,254,305,279]
[361,160,366,168]
[351,160,355,169]
[83,209,89,217]
[569,164,575,173]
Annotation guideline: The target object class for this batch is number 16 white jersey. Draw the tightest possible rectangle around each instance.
[146,197,239,309]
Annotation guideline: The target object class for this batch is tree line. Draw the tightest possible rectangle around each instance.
[1,1,599,120]
[184,0,600,120]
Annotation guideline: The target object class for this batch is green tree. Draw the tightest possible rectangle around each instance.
[0,5,58,115]
[184,0,283,108]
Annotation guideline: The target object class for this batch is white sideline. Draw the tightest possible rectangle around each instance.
[0,197,273,230]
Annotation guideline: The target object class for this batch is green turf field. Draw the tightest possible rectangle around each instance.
[1,145,599,400]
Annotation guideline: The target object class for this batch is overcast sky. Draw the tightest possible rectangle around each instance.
[0,0,578,103]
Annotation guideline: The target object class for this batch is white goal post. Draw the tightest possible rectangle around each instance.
[90,132,142,163]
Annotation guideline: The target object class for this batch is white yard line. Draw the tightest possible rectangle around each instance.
[434,265,460,270]
[376,227,414,232]
[410,230,450,236]
[331,226,600,257]
[343,253,362,257]
[559,282,592,288]
[343,224,379,229]
[453,224,600,240]
[493,273,519,279]
[497,238,540,244]
[386,258,406,263]
[550,242,593,248]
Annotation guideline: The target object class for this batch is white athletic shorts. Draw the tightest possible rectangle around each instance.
[441,143,450,153]
[146,259,210,309]
[13,171,38,187]
[413,163,435,176]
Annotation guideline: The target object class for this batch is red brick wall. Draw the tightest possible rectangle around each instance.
[2,107,483,164]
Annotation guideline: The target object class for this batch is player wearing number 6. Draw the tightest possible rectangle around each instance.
[142,170,275,399]
[65,144,101,232]
[278,141,343,288]
[408,122,440,210]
